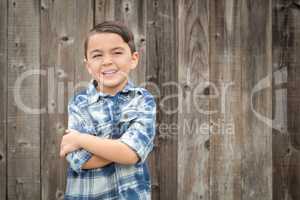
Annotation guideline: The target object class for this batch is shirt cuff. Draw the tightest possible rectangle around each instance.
[66,149,92,173]
[119,132,153,164]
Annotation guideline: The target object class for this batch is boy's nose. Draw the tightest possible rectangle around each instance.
[102,55,113,65]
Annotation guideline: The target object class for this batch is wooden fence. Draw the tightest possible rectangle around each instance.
[0,0,299,199]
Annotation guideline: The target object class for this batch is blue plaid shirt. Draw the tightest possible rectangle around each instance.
[64,80,156,200]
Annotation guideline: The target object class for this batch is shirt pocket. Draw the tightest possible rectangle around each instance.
[86,105,112,137]
[119,108,139,133]
[96,121,113,138]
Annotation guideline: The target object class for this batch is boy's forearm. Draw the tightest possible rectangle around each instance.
[78,134,139,165]
[82,155,112,169]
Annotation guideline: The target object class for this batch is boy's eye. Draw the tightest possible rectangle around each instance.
[92,54,102,58]
[113,52,123,55]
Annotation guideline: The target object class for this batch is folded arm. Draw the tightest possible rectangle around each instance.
[64,100,109,172]
[62,131,139,164]
[62,93,156,166]
[62,91,157,169]
[82,155,112,169]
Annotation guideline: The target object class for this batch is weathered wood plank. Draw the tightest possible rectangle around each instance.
[210,0,272,199]
[272,1,290,199]
[40,0,93,199]
[0,1,295,199]
[239,0,273,199]
[178,0,210,199]
[209,0,243,199]
[0,0,7,199]
[7,0,40,199]
[95,0,116,23]
[146,0,178,199]
[286,3,300,199]
[73,0,94,87]
[273,1,300,199]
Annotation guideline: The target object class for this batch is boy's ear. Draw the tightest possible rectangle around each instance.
[130,52,139,70]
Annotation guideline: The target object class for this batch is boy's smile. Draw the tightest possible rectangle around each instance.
[85,33,139,96]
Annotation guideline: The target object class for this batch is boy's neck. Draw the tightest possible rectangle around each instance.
[96,79,128,96]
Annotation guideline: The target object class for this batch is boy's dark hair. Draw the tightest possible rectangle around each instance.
[84,21,136,59]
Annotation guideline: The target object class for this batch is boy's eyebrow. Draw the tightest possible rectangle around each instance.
[89,47,125,54]
[90,49,103,54]
[111,47,125,51]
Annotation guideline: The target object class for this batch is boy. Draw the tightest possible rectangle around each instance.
[60,21,156,200]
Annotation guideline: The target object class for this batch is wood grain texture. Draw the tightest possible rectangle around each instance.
[0,0,7,199]
[7,0,40,199]
[209,0,242,199]
[40,0,93,199]
[95,0,116,23]
[286,3,300,198]
[210,0,272,199]
[74,0,94,85]
[178,0,210,199]
[239,0,273,199]
[273,1,300,199]
[146,0,178,199]
[0,1,299,199]
[272,1,290,199]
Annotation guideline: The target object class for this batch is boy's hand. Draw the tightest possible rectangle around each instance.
[60,129,82,158]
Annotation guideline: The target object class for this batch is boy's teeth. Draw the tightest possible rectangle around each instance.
[103,70,116,74]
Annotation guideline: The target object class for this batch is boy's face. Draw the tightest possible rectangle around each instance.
[85,33,139,95]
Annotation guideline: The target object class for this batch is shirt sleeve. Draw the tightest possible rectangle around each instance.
[119,93,157,164]
[65,102,92,173]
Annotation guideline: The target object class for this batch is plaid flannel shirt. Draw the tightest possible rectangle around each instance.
[64,80,156,200]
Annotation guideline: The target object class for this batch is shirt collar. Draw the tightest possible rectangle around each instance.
[87,79,136,104]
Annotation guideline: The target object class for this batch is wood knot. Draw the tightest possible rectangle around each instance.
[125,3,129,12]
[61,36,69,41]
[147,75,157,82]
[203,87,210,95]
[56,190,64,200]
[41,4,47,11]
[204,139,210,150]
[286,148,291,155]
[60,36,74,45]
[215,33,221,39]
[50,100,56,107]
[56,123,65,135]
[140,38,146,43]
[183,84,192,91]
[56,68,67,79]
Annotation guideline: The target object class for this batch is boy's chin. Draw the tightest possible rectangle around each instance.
[97,78,127,88]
